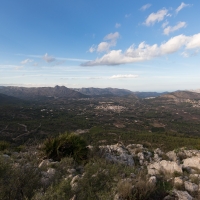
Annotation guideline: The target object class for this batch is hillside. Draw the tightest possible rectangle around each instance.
[73,87,137,97]
[0,93,26,105]
[160,91,200,100]
[0,85,86,100]
[133,91,169,98]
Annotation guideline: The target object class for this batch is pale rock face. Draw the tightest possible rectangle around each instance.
[70,175,81,192]
[153,153,162,162]
[148,176,157,186]
[166,150,178,162]
[154,148,164,156]
[38,159,51,168]
[172,190,193,200]
[184,181,198,193]
[47,168,56,177]
[174,177,183,187]
[148,160,182,175]
[99,144,134,166]
[184,150,200,158]
[183,157,200,170]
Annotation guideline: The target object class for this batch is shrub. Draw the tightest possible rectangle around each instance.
[42,133,88,162]
[0,140,10,151]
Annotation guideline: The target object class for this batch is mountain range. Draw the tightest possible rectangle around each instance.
[0,86,200,101]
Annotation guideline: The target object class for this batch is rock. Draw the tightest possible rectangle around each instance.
[154,148,164,156]
[183,157,200,170]
[70,175,81,192]
[174,177,183,187]
[166,150,178,162]
[38,159,51,168]
[148,160,182,175]
[70,195,76,200]
[163,194,176,200]
[172,190,193,200]
[99,144,134,166]
[148,176,157,186]
[184,150,200,158]
[114,193,123,200]
[67,168,76,174]
[184,181,198,193]
[138,152,144,165]
[47,168,56,178]
[2,154,10,159]
[154,153,162,162]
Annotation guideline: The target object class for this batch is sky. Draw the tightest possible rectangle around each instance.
[0,0,200,92]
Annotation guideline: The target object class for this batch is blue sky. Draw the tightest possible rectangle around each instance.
[0,0,200,91]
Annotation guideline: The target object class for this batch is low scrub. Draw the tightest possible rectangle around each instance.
[42,133,88,162]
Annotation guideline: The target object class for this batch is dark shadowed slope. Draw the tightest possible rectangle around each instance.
[0,93,26,105]
[0,86,87,100]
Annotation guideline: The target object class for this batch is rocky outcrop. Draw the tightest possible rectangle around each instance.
[148,160,182,175]
[99,143,134,166]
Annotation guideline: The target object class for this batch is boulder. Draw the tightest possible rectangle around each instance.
[183,157,200,170]
[99,144,134,166]
[166,150,178,162]
[174,177,184,187]
[148,160,182,175]
[172,190,193,200]
[184,181,198,193]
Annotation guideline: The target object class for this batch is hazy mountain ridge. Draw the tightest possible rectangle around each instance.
[73,87,169,99]
[73,87,135,97]
[0,85,86,100]
[160,91,200,100]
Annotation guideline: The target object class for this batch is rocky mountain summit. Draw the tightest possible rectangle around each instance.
[2,142,200,199]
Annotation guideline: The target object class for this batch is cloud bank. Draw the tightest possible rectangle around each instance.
[82,33,200,66]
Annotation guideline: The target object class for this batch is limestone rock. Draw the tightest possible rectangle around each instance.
[184,181,198,193]
[174,177,183,187]
[99,144,134,166]
[183,157,200,170]
[148,160,182,175]
[172,190,193,200]
[166,150,178,162]
[148,176,157,186]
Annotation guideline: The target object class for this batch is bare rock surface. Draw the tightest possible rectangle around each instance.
[148,160,182,175]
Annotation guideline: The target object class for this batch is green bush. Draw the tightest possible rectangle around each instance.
[0,140,10,151]
[42,133,88,162]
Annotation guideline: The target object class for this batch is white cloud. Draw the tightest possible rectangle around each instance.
[110,74,138,79]
[181,51,189,58]
[89,45,96,53]
[43,53,56,63]
[115,23,121,28]
[176,2,191,13]
[186,33,200,49]
[144,9,168,26]
[125,14,131,18]
[97,42,111,52]
[81,33,200,66]
[163,21,187,35]
[140,4,151,11]
[162,21,169,28]
[20,59,33,64]
[104,32,120,41]
[89,32,120,53]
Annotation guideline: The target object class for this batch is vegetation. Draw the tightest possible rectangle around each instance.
[1,94,200,199]
[42,133,88,162]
